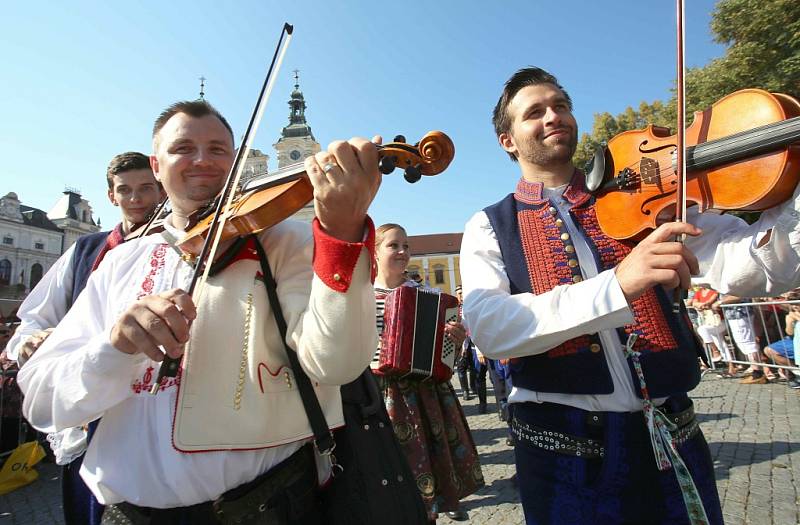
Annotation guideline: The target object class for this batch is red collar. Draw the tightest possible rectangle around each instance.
[514,169,591,206]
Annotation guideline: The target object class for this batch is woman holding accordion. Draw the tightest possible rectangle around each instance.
[372,223,484,523]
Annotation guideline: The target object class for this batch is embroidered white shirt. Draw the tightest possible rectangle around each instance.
[7,244,76,365]
[18,218,376,508]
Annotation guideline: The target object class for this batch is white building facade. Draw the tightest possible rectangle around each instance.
[0,192,64,292]
[48,190,100,251]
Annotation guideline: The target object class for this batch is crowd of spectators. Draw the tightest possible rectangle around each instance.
[687,286,800,390]
[0,320,39,455]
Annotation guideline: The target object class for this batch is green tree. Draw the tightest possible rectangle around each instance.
[573,0,799,169]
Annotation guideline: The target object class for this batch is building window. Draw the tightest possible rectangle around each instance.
[433,265,445,285]
[30,263,43,289]
[0,259,11,285]
[35,241,45,250]
[2,236,12,246]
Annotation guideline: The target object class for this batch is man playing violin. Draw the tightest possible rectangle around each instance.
[8,151,163,525]
[460,67,800,525]
[19,99,381,524]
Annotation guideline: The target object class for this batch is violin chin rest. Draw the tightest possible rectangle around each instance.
[584,146,607,194]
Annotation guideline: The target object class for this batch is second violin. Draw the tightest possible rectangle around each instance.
[588,88,800,240]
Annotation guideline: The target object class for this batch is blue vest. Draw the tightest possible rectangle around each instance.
[69,230,112,309]
[483,177,700,398]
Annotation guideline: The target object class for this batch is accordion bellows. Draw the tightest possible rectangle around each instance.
[378,287,460,382]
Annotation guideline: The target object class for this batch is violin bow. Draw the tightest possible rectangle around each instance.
[672,0,688,313]
[151,22,294,394]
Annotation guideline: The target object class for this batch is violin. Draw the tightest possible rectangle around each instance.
[588,88,800,240]
[179,131,455,256]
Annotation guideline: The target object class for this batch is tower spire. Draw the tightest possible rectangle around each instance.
[273,72,320,170]
[199,76,206,100]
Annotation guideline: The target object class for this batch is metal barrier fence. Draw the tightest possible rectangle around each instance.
[690,298,800,374]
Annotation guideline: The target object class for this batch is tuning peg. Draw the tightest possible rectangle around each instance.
[378,156,396,175]
[404,165,422,183]
[393,135,406,143]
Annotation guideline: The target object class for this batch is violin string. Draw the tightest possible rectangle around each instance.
[609,115,800,181]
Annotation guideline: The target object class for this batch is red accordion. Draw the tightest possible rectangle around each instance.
[378,286,460,382]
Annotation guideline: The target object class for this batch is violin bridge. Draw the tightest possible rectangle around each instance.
[639,158,660,185]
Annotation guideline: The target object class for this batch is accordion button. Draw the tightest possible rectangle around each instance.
[381,479,389,486]
[565,245,575,253]
[333,273,342,282]
[549,206,557,215]
[560,233,570,241]
[555,218,564,227]
[572,275,583,283]
[590,343,601,353]
[568,259,578,268]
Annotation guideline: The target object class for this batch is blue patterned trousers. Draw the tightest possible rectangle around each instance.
[513,400,722,525]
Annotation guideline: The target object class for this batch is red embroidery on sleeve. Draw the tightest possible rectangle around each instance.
[132,366,180,394]
[137,244,168,299]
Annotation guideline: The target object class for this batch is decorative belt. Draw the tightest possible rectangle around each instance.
[669,415,700,447]
[511,403,698,460]
[511,417,605,459]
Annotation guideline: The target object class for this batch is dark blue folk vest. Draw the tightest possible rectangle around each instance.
[68,230,112,309]
[483,176,701,398]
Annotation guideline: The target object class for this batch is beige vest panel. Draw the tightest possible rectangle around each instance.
[173,259,342,451]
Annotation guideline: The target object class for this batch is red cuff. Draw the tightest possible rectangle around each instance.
[312,216,376,292]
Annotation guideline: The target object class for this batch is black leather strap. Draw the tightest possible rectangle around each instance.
[251,235,336,455]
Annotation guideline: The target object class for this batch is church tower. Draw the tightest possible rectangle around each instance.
[274,71,321,222]
[273,71,321,169]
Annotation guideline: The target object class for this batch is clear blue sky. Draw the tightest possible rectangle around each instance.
[2,0,725,235]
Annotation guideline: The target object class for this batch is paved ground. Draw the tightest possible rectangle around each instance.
[443,370,800,525]
[1,372,798,524]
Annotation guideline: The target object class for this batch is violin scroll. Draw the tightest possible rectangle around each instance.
[377,131,455,183]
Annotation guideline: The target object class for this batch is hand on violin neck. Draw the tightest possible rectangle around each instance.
[110,288,196,361]
[614,222,702,304]
[306,137,382,242]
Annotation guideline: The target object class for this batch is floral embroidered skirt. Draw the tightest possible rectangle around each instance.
[375,374,484,513]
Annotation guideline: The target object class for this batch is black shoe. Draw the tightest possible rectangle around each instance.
[446,510,469,521]
[506,436,514,446]
[462,391,472,401]
[478,403,488,414]
[788,378,800,389]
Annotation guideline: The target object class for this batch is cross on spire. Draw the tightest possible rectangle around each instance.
[293,69,300,90]
[199,76,206,100]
